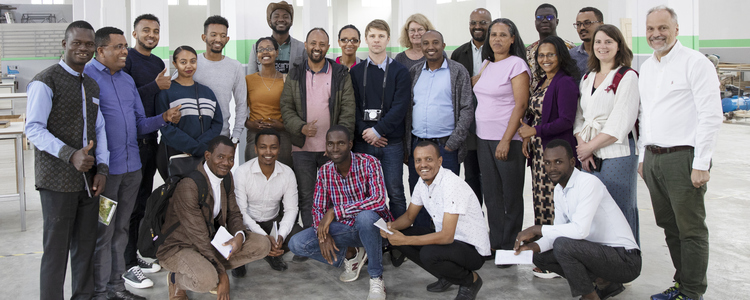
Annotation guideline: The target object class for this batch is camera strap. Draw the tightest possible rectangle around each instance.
[362,57,389,112]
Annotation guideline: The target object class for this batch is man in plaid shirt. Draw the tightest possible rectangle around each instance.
[289,125,392,300]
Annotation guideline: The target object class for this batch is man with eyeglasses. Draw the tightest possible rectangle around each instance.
[569,7,603,79]
[84,26,181,300]
[526,3,577,88]
[248,1,305,75]
[193,15,248,145]
[450,8,492,207]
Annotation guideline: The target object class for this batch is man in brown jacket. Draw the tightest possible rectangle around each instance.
[156,136,271,300]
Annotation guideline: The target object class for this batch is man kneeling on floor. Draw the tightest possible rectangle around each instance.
[156,136,272,300]
[514,139,641,300]
[289,125,393,300]
[381,141,490,300]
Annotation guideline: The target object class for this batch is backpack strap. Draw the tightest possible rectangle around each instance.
[187,170,216,238]
[611,66,638,94]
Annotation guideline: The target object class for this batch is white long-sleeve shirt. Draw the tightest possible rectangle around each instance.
[536,169,639,253]
[637,41,723,170]
[233,158,298,239]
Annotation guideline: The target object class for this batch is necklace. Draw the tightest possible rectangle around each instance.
[260,71,280,91]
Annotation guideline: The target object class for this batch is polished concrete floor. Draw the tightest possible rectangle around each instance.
[1,122,749,299]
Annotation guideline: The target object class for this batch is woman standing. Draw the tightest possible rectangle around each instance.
[575,24,640,243]
[473,18,530,259]
[394,13,435,70]
[336,25,361,70]
[245,37,292,166]
[155,46,223,180]
[518,36,580,228]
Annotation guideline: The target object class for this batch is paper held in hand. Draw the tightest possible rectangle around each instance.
[98,195,118,226]
[373,218,393,234]
[211,226,234,259]
[495,249,533,265]
[268,221,279,240]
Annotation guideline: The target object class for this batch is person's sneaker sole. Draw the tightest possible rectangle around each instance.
[122,274,154,289]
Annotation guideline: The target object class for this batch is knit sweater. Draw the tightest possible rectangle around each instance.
[156,81,223,156]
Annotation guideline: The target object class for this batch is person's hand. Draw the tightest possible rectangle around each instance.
[638,162,643,179]
[362,128,379,145]
[518,119,536,139]
[495,140,511,161]
[513,225,541,253]
[266,235,284,257]
[576,142,594,161]
[266,118,285,131]
[372,136,388,148]
[319,236,340,265]
[444,146,453,152]
[382,228,408,246]
[155,68,172,90]
[216,271,230,300]
[223,234,244,260]
[580,156,596,172]
[691,169,710,188]
[70,140,95,172]
[92,174,106,197]
[514,241,540,255]
[522,138,530,159]
[162,104,182,124]
[471,74,480,87]
[317,209,335,241]
[245,119,266,132]
[301,120,318,137]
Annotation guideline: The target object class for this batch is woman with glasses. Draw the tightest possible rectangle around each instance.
[518,36,580,234]
[472,18,530,261]
[394,13,435,70]
[336,25,361,70]
[574,24,640,244]
[244,37,292,167]
[155,45,223,180]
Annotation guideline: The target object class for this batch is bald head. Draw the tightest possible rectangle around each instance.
[469,8,492,43]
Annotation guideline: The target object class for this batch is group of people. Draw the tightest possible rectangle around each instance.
[25,1,721,300]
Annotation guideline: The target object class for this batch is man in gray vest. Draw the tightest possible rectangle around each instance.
[25,20,110,300]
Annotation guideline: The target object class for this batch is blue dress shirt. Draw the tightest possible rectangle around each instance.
[411,59,454,138]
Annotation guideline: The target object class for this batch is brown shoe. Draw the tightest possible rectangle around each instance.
[168,272,188,300]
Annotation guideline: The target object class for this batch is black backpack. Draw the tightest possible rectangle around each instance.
[137,169,231,259]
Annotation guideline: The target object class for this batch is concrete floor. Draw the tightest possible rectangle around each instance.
[1,121,749,300]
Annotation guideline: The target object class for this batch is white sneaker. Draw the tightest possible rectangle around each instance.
[367,276,386,300]
[122,266,154,289]
[339,247,367,282]
[138,256,161,273]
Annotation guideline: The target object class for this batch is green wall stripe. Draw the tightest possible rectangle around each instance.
[631,35,699,55]
[700,39,750,48]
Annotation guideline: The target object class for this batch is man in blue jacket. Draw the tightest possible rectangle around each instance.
[84,26,181,300]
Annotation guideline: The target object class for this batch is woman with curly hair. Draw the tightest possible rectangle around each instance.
[518,35,580,230]
[394,13,435,70]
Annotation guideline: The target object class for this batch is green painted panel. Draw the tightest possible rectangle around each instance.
[152,46,170,60]
[700,39,750,48]
[632,35,699,55]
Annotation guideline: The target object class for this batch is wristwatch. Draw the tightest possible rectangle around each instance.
[231,137,239,144]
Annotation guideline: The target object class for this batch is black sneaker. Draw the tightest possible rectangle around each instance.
[426,278,453,293]
[596,282,625,300]
[264,256,288,271]
[292,254,309,262]
[391,249,406,267]
[231,265,247,278]
[122,266,154,289]
[106,290,146,300]
[454,273,483,300]
[137,256,161,273]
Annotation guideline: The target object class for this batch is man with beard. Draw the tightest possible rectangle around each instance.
[279,28,355,235]
[569,7,603,79]
[248,1,305,74]
[193,15,248,144]
[525,3,577,87]
[449,8,491,206]
[122,13,169,289]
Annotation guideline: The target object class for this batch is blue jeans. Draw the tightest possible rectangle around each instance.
[353,140,406,219]
[407,135,459,227]
[288,210,384,278]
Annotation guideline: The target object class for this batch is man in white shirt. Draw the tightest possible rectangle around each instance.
[232,129,301,277]
[382,141,490,300]
[637,6,722,300]
[515,139,641,300]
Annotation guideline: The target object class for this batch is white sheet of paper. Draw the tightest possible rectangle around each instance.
[270,221,279,240]
[211,226,234,259]
[495,250,534,265]
[373,218,393,234]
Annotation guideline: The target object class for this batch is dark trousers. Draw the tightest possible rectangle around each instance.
[292,151,330,228]
[462,149,483,205]
[393,227,484,286]
[353,140,407,220]
[407,135,458,227]
[125,139,158,269]
[477,139,525,250]
[533,237,642,297]
[643,148,708,299]
[39,189,99,300]
[256,212,304,252]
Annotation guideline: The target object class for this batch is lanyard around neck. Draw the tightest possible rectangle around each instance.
[362,57,389,111]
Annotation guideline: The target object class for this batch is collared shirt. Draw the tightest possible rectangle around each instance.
[233,158,298,239]
[536,169,639,253]
[84,59,166,175]
[569,44,589,79]
[366,56,392,71]
[202,162,245,241]
[412,58,454,138]
[412,167,491,255]
[471,41,483,77]
[312,152,393,228]
[293,60,332,152]
[26,60,109,166]
[637,41,723,170]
